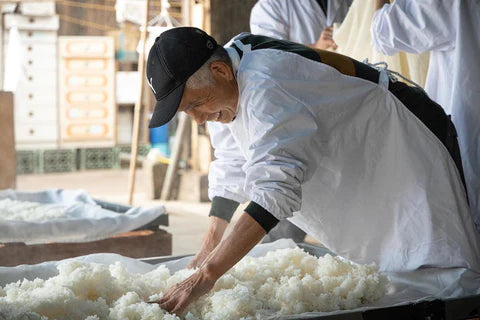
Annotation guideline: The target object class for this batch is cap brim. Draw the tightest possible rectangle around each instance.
[149,83,185,128]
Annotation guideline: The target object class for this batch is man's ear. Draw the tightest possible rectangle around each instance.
[210,61,235,81]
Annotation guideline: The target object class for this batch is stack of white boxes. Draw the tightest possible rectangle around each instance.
[58,36,116,147]
[3,2,59,149]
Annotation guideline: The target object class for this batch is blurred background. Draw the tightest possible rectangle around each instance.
[0,0,261,262]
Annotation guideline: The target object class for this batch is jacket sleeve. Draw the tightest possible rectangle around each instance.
[249,0,289,40]
[207,121,249,204]
[240,71,319,220]
[371,0,455,55]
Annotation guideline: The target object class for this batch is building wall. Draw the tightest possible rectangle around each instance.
[56,0,167,36]
[210,0,257,45]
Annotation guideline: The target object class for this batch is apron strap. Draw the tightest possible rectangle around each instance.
[234,40,252,54]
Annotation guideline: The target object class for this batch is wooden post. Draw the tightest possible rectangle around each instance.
[0,92,16,190]
[0,12,4,90]
[127,0,150,205]
[160,113,188,200]
[190,119,199,170]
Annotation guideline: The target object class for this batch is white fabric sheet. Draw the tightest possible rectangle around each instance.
[207,34,480,273]
[0,189,166,244]
[250,0,326,45]
[249,0,352,45]
[371,0,480,232]
[0,239,479,319]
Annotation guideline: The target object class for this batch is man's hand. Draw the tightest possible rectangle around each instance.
[155,267,217,314]
[187,216,228,269]
[312,27,338,50]
[156,212,266,314]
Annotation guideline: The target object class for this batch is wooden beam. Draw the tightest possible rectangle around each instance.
[190,119,199,170]
[160,113,188,200]
[127,0,151,205]
[0,92,16,190]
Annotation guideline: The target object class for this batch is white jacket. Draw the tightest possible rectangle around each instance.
[249,0,351,44]
[207,34,480,272]
[371,0,480,230]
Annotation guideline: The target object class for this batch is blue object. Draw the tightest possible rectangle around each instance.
[149,123,170,156]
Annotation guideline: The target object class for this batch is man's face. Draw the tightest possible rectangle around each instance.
[178,61,238,125]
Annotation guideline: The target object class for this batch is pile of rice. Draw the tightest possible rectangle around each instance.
[0,248,388,319]
[0,198,68,222]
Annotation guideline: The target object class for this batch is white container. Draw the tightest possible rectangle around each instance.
[20,1,56,16]
[59,36,114,58]
[15,123,58,143]
[4,14,59,31]
[58,36,116,147]
[4,30,57,43]
[15,103,57,125]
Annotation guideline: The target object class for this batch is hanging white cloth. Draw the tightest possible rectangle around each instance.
[371,0,480,231]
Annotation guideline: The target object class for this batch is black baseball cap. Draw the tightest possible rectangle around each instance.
[146,27,218,128]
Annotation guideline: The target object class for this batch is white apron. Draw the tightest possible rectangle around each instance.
[207,34,480,272]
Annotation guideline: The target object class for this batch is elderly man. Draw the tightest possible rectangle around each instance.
[147,27,480,313]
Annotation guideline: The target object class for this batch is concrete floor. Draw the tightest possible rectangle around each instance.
[16,169,244,256]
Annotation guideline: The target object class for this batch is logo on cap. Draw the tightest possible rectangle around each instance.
[206,40,214,49]
[148,77,156,95]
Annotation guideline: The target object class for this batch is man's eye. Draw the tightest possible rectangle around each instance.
[186,104,199,111]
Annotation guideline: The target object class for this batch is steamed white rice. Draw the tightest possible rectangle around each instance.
[0,248,388,319]
[0,199,68,222]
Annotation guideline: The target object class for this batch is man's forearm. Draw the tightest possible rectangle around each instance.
[202,216,228,250]
[200,212,266,280]
[375,0,390,11]
[189,196,239,269]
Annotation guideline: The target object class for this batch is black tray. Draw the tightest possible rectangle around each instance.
[94,198,168,230]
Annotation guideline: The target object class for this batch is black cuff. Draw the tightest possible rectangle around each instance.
[244,201,279,233]
[208,196,240,223]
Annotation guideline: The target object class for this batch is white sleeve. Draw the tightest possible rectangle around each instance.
[371,0,455,55]
[241,74,319,220]
[207,121,249,204]
[249,0,289,40]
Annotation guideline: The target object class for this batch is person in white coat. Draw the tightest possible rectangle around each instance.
[145,27,480,313]
[371,0,480,231]
[250,0,352,50]
[250,0,353,242]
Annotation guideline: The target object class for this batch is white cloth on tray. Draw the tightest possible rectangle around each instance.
[0,189,166,244]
